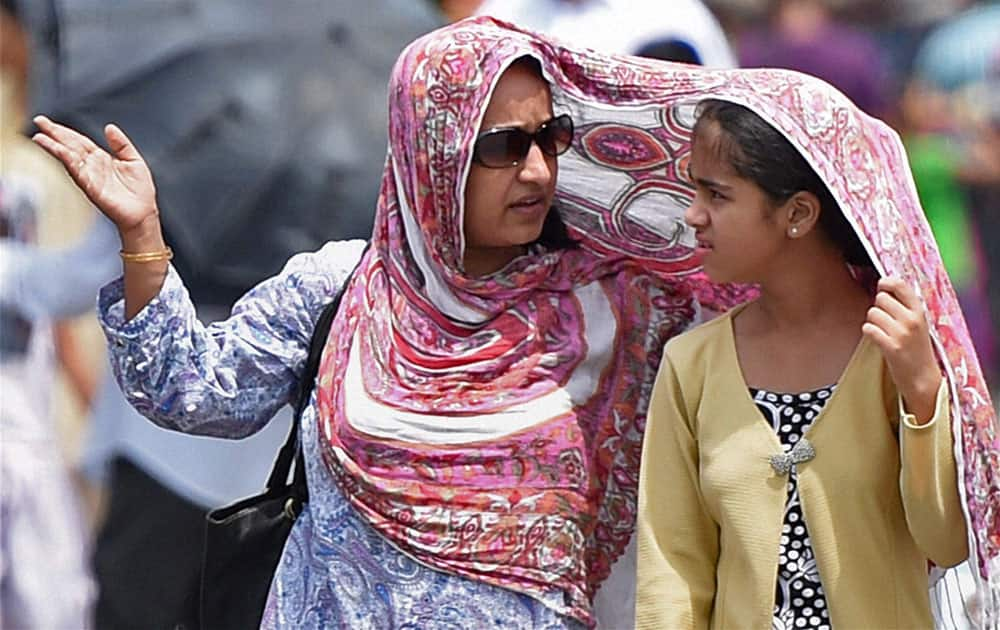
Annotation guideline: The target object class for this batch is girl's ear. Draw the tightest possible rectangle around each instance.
[784,191,822,239]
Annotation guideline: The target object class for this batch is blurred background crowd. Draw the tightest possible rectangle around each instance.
[0,0,997,628]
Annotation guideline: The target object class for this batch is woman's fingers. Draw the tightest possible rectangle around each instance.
[31,116,158,232]
[104,124,143,162]
[34,116,143,173]
[32,115,106,185]
[33,115,102,157]
[31,131,76,167]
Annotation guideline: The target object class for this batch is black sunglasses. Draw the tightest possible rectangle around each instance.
[472,114,574,168]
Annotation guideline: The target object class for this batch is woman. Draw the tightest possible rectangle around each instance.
[30,19,726,628]
[635,99,998,628]
[33,17,997,628]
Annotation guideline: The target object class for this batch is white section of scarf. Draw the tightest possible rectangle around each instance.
[392,153,487,324]
[340,280,616,444]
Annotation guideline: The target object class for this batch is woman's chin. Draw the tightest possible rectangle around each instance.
[512,225,546,248]
[700,261,731,285]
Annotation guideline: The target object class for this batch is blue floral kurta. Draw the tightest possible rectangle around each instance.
[98,240,581,629]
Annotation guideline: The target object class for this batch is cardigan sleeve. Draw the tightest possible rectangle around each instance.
[636,348,718,630]
[898,378,970,568]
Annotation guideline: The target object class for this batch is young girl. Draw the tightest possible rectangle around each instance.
[635,99,973,629]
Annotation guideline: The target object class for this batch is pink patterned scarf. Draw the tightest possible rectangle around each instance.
[315,17,998,624]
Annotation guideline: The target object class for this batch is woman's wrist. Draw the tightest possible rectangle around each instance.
[118,212,166,254]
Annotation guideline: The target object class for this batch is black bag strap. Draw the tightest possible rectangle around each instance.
[265,244,369,496]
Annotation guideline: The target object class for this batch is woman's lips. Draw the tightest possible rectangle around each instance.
[509,197,546,217]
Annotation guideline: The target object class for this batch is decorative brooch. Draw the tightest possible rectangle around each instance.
[769,437,816,475]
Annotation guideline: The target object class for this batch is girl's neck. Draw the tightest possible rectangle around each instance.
[733,248,874,392]
[747,250,872,335]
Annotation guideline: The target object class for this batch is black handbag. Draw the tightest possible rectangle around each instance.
[199,275,353,630]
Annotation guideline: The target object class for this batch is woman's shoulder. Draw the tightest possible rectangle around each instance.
[280,239,368,279]
[235,239,368,315]
[663,304,742,362]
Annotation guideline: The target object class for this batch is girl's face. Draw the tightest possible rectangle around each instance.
[462,62,558,277]
[684,120,788,284]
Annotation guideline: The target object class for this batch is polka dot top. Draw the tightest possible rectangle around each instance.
[750,386,835,630]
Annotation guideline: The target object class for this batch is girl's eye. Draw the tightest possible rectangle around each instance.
[710,190,726,200]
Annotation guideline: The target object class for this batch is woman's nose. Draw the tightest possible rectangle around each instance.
[518,142,553,183]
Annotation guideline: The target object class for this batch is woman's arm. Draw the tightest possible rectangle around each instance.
[31,115,369,438]
[99,240,366,439]
[31,116,170,320]
[635,349,718,630]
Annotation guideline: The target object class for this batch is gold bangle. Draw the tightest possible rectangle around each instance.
[119,247,174,263]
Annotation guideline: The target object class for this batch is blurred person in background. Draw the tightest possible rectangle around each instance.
[737,0,891,117]
[475,0,737,66]
[0,0,97,626]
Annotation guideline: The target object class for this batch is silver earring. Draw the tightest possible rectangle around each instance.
[790,227,799,236]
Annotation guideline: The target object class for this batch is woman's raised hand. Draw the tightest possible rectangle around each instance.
[32,116,158,234]
[33,116,169,320]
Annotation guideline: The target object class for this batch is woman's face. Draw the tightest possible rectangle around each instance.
[462,62,558,277]
[684,120,787,284]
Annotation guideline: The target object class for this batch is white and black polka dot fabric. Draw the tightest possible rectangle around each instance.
[750,386,835,630]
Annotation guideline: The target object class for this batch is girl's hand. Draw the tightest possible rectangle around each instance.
[32,116,158,236]
[862,277,942,424]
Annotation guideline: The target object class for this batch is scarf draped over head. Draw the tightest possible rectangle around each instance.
[315,16,999,624]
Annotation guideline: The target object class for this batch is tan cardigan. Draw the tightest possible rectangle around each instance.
[635,309,968,629]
